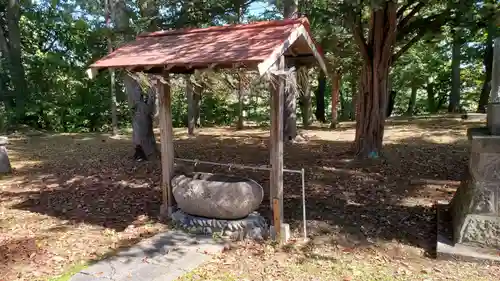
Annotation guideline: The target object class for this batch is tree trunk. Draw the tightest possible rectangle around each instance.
[5,1,28,122]
[350,76,357,121]
[284,0,298,18]
[330,71,341,128]
[477,27,494,113]
[405,85,418,116]
[426,83,437,113]
[356,64,390,156]
[138,0,160,31]
[283,0,298,140]
[124,75,157,159]
[283,64,297,140]
[237,72,244,130]
[106,0,118,135]
[491,38,500,103]
[340,87,351,121]
[353,2,396,157]
[386,90,396,117]
[298,66,311,128]
[186,75,195,135]
[112,0,157,160]
[449,35,461,113]
[193,82,202,127]
[315,72,326,122]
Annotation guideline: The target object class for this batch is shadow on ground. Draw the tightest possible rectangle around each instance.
[1,127,469,255]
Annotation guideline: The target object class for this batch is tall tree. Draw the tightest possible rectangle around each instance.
[405,84,418,115]
[111,0,158,160]
[477,27,494,113]
[300,0,362,126]
[448,30,462,112]
[0,0,29,123]
[476,0,499,112]
[315,71,326,122]
[283,0,298,140]
[298,67,312,128]
[104,0,118,135]
[340,0,448,157]
[330,71,341,127]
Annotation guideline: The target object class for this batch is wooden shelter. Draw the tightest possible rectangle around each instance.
[87,17,327,241]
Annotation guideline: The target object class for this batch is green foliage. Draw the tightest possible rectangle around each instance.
[0,0,497,134]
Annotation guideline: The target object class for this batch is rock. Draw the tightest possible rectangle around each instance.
[0,137,11,174]
[172,172,264,219]
[248,227,264,241]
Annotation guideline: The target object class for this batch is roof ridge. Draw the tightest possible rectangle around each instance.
[137,18,309,38]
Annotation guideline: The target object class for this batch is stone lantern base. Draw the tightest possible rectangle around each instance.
[450,127,500,249]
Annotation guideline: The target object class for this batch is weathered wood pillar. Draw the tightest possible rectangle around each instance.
[158,72,175,217]
[269,55,288,242]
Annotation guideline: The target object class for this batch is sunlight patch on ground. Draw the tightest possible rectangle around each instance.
[0,118,497,280]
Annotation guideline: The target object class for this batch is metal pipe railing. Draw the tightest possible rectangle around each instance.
[174,157,302,174]
[173,157,308,241]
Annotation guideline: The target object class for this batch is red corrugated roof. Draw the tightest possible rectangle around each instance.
[89,17,326,74]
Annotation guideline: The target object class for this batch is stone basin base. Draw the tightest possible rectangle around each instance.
[171,210,268,241]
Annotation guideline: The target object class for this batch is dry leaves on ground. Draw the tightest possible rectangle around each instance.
[1,117,498,280]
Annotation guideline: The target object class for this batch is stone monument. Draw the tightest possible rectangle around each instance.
[0,136,12,174]
[450,38,500,251]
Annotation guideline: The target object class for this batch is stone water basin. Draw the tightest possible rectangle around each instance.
[171,172,263,220]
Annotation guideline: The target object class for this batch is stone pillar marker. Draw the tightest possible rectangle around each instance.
[0,136,11,174]
[450,37,500,251]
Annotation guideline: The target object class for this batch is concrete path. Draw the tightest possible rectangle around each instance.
[69,230,225,281]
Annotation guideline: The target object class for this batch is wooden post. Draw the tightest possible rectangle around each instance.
[270,55,285,242]
[158,72,175,217]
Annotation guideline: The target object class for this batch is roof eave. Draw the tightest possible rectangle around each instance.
[257,24,328,76]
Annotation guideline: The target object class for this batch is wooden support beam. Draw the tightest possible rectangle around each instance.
[158,71,175,218]
[270,55,286,242]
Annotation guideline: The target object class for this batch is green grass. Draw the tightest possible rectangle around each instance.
[47,262,89,281]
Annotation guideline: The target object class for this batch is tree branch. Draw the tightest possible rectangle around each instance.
[391,32,425,63]
[42,38,58,53]
[348,12,370,62]
[222,73,237,90]
[397,2,425,31]
[396,11,448,42]
[396,0,419,19]
[0,24,9,58]
[381,1,397,66]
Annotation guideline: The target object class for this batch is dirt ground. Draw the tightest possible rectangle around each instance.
[0,118,499,281]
